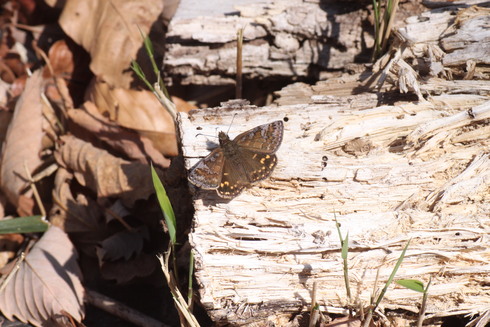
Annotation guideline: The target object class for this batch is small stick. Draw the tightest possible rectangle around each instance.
[236,28,244,99]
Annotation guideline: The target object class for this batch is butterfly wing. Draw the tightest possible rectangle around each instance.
[217,158,248,198]
[233,120,284,154]
[218,150,278,198]
[188,148,225,189]
[240,150,278,183]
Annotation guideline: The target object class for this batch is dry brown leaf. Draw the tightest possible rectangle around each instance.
[45,39,75,79]
[54,135,155,208]
[100,253,158,284]
[58,0,164,88]
[43,40,93,107]
[96,226,149,262]
[0,226,84,326]
[0,69,44,214]
[86,79,178,157]
[50,167,104,234]
[68,103,171,168]
[171,96,198,113]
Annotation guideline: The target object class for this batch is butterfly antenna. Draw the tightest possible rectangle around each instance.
[227,113,238,134]
[195,133,217,139]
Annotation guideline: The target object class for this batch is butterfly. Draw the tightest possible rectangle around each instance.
[188,120,284,198]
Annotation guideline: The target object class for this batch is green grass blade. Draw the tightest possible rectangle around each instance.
[372,0,381,59]
[137,27,170,100]
[341,232,349,260]
[335,217,352,302]
[0,216,48,234]
[130,60,155,92]
[374,238,411,309]
[151,164,176,244]
[396,279,425,293]
[188,251,195,306]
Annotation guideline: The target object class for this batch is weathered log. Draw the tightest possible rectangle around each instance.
[164,0,374,86]
[181,92,490,325]
[179,2,490,326]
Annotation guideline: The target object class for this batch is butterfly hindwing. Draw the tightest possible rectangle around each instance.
[233,120,283,154]
[217,159,248,198]
[188,148,225,189]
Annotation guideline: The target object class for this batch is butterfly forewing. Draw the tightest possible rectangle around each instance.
[233,120,283,154]
[238,149,278,183]
[188,148,225,189]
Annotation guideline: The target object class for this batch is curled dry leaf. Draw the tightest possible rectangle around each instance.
[59,0,164,89]
[54,135,156,208]
[44,39,93,106]
[0,69,44,214]
[45,39,75,79]
[86,79,179,157]
[68,103,171,168]
[0,226,84,326]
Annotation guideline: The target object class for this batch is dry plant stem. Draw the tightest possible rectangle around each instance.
[41,92,65,133]
[308,281,319,327]
[417,290,429,327]
[362,268,382,327]
[362,308,373,327]
[236,28,243,99]
[85,289,170,327]
[158,253,200,327]
[31,163,58,183]
[0,253,25,292]
[32,41,53,76]
[23,161,46,217]
[105,207,134,231]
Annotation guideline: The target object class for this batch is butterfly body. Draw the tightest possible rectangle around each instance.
[188,120,284,199]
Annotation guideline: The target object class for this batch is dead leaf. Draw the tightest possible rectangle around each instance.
[0,69,44,214]
[0,226,84,326]
[54,135,156,208]
[50,167,104,234]
[59,0,164,88]
[68,103,171,168]
[172,96,198,113]
[96,226,149,262]
[100,253,158,284]
[45,39,75,79]
[86,79,178,156]
[43,40,93,106]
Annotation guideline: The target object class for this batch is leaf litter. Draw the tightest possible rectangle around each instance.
[0,0,195,326]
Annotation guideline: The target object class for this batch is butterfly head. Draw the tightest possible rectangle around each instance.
[218,131,231,146]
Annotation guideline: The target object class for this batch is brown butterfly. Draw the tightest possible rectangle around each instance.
[188,120,284,198]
